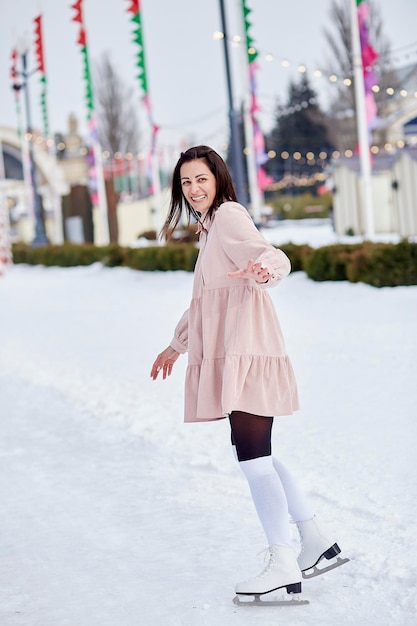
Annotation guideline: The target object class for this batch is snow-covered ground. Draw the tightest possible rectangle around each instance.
[134,217,403,250]
[1,222,416,625]
[260,217,403,247]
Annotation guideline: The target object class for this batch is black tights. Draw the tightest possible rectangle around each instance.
[229,411,274,462]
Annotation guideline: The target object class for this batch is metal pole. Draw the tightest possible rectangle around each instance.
[350,0,374,239]
[218,0,247,205]
[21,50,49,246]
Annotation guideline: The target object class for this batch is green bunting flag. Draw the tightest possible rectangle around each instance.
[34,15,50,137]
[241,0,258,64]
[126,0,148,96]
[124,1,159,194]
[71,0,95,119]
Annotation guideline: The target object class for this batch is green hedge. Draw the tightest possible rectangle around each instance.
[124,244,198,272]
[11,240,417,287]
[303,240,417,287]
[11,243,104,267]
[302,244,363,282]
[280,243,314,273]
[346,240,417,287]
[11,242,199,273]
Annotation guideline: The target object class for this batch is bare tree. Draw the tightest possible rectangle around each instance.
[323,0,400,149]
[93,51,140,156]
[92,52,141,242]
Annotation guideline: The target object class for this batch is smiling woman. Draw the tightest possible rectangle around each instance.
[161,146,238,239]
[150,145,347,604]
[180,160,217,217]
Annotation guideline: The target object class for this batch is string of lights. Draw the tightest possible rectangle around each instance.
[265,171,327,191]
[213,32,417,106]
[17,28,417,167]
[23,128,416,164]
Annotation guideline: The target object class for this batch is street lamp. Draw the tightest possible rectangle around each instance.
[14,35,49,246]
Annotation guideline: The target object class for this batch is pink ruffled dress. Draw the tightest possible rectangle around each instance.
[170,201,299,422]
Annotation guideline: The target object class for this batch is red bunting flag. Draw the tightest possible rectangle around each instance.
[33,14,49,136]
[69,0,110,244]
[240,0,270,192]
[71,0,83,23]
[125,0,148,95]
[70,0,95,195]
[34,16,45,73]
[126,0,140,13]
[77,27,87,47]
[10,49,18,83]
[9,48,25,140]
[355,0,379,145]
[124,0,159,196]
[70,0,94,116]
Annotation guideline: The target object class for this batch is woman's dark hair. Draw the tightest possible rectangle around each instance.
[160,145,238,240]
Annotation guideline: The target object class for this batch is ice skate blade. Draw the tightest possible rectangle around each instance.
[302,556,350,579]
[233,595,309,607]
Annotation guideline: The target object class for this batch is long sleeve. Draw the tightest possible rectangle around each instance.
[215,202,291,288]
[170,309,189,353]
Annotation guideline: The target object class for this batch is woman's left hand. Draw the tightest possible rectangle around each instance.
[228,259,271,283]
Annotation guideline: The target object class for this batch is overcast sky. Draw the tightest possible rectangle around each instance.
[1,0,417,155]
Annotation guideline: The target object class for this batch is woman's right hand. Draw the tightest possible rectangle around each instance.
[150,346,180,380]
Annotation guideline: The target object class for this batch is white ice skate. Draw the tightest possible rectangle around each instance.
[233,545,309,606]
[297,517,350,579]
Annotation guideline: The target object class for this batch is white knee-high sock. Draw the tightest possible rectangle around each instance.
[271,457,314,523]
[232,446,314,524]
[239,456,291,547]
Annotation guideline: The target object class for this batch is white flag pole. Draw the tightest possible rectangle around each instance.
[0,139,13,274]
[240,56,262,223]
[237,0,262,222]
[350,0,375,239]
[92,137,110,245]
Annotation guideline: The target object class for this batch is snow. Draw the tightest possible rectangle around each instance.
[260,218,403,247]
[1,222,417,625]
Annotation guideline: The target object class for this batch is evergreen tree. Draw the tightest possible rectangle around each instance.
[265,74,335,192]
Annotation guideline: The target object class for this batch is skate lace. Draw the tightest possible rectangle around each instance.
[295,522,306,556]
[255,547,277,579]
